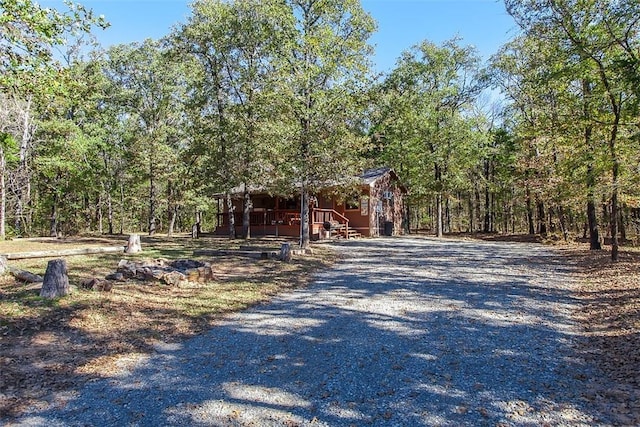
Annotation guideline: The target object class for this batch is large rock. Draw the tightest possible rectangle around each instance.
[81,278,113,292]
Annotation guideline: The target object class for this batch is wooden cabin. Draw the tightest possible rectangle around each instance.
[213,168,407,240]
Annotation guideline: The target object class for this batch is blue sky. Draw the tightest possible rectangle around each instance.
[47,0,518,73]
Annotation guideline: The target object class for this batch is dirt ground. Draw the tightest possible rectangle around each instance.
[1,234,639,422]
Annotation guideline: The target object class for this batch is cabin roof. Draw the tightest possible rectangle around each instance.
[360,167,392,185]
[215,167,403,198]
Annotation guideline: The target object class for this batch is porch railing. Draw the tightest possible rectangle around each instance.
[217,210,301,227]
[216,208,351,239]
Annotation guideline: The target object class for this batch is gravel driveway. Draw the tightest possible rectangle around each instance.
[13,237,613,426]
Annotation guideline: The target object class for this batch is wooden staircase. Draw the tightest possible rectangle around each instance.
[328,222,362,239]
[314,208,361,240]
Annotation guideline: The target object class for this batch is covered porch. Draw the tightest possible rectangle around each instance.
[214,194,356,239]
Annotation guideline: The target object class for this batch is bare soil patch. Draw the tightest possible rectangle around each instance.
[0,234,333,419]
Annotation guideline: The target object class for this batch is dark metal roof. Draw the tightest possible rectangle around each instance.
[360,167,393,185]
[215,167,404,198]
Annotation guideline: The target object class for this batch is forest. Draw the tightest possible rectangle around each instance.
[1,0,639,258]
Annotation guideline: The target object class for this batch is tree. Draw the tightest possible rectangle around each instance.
[373,39,484,237]
[0,0,107,237]
[277,0,376,248]
[504,0,640,260]
[175,0,289,240]
[103,40,187,236]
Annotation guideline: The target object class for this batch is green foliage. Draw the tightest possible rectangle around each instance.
[371,38,486,232]
[0,131,18,165]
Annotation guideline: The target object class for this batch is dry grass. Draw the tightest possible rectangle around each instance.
[0,234,334,418]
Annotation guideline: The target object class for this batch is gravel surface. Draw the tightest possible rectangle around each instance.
[10,237,614,426]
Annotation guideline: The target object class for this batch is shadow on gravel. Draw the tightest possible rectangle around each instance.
[12,237,611,426]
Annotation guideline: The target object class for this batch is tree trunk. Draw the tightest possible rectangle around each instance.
[436,193,443,238]
[40,259,70,299]
[557,205,569,241]
[537,200,547,235]
[15,96,34,236]
[525,188,535,235]
[0,146,5,240]
[445,197,451,233]
[242,189,251,240]
[148,156,157,236]
[583,80,601,249]
[611,189,619,261]
[107,191,114,235]
[97,192,103,234]
[300,187,310,248]
[620,206,627,243]
[119,182,125,235]
[586,170,602,250]
[168,205,178,237]
[49,195,58,237]
[226,192,235,239]
[483,159,492,233]
[194,211,202,237]
[474,187,482,233]
[609,110,621,261]
[468,194,474,233]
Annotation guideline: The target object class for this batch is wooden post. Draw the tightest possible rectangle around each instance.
[280,243,292,262]
[40,259,70,299]
[125,233,142,254]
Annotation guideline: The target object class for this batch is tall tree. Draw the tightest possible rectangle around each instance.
[373,39,484,237]
[278,0,376,248]
[0,0,107,237]
[104,40,186,236]
[175,0,288,239]
[504,0,640,260]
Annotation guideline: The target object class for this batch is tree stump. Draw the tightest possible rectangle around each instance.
[280,243,292,262]
[125,234,142,254]
[40,259,70,299]
[0,256,7,275]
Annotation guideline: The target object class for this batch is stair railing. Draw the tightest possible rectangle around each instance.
[313,208,350,239]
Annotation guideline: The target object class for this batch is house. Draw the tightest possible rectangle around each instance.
[213,167,407,239]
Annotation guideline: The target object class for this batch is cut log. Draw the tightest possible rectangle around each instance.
[40,259,70,299]
[125,234,142,254]
[2,246,124,260]
[8,266,44,283]
[280,243,292,262]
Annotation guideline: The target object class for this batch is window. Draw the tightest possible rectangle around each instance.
[253,196,275,210]
[281,197,299,210]
[345,194,360,210]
